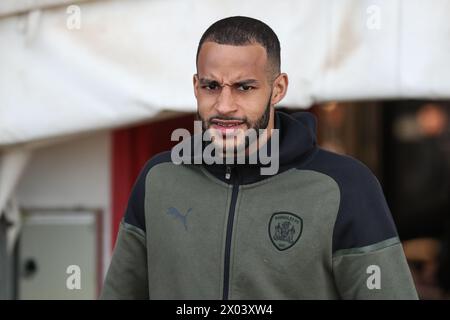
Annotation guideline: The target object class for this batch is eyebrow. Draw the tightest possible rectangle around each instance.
[199,78,260,86]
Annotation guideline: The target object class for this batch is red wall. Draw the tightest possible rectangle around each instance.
[111,113,195,246]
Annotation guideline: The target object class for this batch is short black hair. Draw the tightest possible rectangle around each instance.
[196,16,281,77]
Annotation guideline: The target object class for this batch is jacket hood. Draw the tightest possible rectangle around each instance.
[275,110,317,167]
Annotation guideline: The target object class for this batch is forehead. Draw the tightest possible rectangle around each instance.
[197,42,268,81]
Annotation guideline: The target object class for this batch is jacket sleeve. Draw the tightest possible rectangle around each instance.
[100,222,148,299]
[331,160,418,300]
[100,159,155,300]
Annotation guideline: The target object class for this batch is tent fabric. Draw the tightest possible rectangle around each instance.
[0,148,32,217]
[1,0,449,146]
[0,148,31,256]
[0,0,90,17]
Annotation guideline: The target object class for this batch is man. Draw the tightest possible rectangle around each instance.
[101,16,418,299]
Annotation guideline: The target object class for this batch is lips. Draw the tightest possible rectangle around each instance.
[210,119,246,134]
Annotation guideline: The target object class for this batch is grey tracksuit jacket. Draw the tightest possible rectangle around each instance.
[100,111,418,300]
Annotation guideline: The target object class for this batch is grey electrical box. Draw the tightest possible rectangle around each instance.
[18,210,100,300]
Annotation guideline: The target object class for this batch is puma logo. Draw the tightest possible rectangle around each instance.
[166,207,192,231]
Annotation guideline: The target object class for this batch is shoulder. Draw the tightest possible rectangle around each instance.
[123,151,173,232]
[303,148,398,253]
[143,151,173,175]
[303,148,384,202]
[304,148,375,185]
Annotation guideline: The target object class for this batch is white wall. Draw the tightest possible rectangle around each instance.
[16,131,112,285]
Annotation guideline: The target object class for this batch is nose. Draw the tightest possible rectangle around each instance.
[215,85,238,115]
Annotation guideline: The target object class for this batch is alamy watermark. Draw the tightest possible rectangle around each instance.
[366,5,381,30]
[66,265,81,290]
[170,121,280,176]
[366,264,381,290]
[66,5,81,30]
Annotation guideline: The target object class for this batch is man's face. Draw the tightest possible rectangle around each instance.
[194,42,277,154]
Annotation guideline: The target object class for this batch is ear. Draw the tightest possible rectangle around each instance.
[270,73,289,106]
[193,74,199,99]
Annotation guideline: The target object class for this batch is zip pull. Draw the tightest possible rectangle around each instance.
[225,166,231,180]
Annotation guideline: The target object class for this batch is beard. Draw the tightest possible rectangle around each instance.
[197,95,272,134]
[196,94,272,157]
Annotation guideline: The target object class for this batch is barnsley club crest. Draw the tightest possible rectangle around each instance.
[269,212,303,251]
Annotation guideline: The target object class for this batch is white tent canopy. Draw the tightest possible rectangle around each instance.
[1,0,450,147]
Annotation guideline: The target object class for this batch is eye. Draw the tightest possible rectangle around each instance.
[202,83,220,91]
[237,84,253,91]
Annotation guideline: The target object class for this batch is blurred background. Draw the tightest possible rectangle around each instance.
[0,0,449,299]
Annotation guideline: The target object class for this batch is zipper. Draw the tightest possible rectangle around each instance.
[225,165,232,180]
[223,165,239,300]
